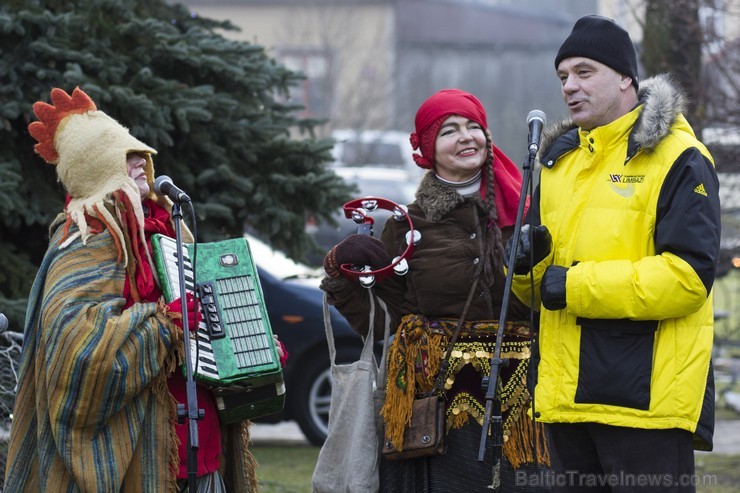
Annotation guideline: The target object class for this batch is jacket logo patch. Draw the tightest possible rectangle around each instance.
[608,174,643,198]
[694,183,707,196]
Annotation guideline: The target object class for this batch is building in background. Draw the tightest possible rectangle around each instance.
[180,0,599,159]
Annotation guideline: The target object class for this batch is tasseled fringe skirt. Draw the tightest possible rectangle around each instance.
[379,314,551,491]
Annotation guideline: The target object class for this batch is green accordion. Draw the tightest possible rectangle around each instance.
[151,234,285,424]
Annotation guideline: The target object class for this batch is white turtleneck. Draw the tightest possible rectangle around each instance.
[435,169,482,196]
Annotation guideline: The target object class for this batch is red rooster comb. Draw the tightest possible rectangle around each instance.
[28,87,97,164]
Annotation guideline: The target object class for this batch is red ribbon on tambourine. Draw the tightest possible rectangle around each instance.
[340,196,420,288]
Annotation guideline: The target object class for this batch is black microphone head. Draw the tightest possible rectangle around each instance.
[527,110,547,126]
[0,313,8,333]
[153,175,173,195]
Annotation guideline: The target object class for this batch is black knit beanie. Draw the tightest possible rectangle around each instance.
[555,15,639,90]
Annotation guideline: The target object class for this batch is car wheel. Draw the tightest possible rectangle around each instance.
[290,345,360,446]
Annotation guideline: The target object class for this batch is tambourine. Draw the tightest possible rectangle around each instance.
[340,196,421,288]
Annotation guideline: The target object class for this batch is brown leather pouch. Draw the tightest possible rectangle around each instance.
[381,394,446,460]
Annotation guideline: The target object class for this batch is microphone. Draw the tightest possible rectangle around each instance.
[154,175,191,203]
[526,110,547,158]
[0,313,8,333]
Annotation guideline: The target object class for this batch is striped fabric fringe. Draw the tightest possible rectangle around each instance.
[220,420,258,491]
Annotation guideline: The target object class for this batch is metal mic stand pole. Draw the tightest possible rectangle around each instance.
[477,145,536,465]
[171,200,202,492]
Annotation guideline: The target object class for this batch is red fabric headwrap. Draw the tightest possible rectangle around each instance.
[409,89,528,227]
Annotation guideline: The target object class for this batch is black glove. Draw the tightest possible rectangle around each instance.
[323,234,391,278]
[541,265,568,310]
[504,224,552,275]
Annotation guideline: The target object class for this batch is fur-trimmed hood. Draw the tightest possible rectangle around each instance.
[414,171,486,223]
[539,74,688,165]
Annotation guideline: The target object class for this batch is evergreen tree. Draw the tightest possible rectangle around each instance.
[0,0,353,327]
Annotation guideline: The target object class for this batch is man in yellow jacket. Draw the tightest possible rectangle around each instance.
[507,15,720,492]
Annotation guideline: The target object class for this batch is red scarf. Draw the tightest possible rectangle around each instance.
[122,199,175,306]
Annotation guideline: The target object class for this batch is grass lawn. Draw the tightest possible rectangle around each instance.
[250,444,740,493]
[695,453,740,492]
[251,444,320,493]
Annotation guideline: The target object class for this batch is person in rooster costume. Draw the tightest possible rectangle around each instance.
[4,87,282,492]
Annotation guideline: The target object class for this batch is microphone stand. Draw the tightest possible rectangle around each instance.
[477,143,537,466]
[170,200,202,492]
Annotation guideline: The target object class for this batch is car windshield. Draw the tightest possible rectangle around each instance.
[245,234,320,280]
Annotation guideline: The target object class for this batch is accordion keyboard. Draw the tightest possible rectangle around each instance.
[158,242,220,380]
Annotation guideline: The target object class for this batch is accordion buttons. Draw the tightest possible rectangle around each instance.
[197,281,226,339]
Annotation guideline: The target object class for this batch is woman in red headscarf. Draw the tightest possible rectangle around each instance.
[320,89,551,492]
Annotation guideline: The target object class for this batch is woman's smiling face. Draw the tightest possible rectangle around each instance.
[433,115,487,182]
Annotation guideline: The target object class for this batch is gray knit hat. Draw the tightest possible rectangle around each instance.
[555,15,639,90]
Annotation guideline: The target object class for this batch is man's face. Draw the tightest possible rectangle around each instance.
[126,152,149,200]
[556,57,633,131]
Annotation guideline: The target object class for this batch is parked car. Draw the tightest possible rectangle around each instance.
[246,233,380,445]
[305,166,418,266]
